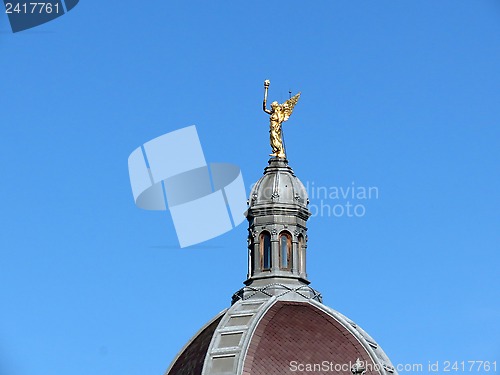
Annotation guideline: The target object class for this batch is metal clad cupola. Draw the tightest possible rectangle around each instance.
[239,157,318,300]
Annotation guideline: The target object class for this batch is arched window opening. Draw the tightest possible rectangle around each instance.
[280,232,292,270]
[260,232,271,270]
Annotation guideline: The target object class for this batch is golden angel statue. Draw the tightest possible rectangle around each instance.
[263,79,301,159]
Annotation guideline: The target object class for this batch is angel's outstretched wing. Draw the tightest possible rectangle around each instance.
[281,92,301,122]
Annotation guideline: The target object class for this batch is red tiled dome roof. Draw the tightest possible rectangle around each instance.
[243,301,377,375]
[167,314,223,375]
[167,299,395,375]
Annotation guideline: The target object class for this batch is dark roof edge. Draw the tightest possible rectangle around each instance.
[164,308,228,375]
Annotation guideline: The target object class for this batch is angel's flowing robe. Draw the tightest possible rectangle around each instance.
[269,108,285,156]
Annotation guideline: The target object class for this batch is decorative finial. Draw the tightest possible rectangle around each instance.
[262,79,301,159]
[351,358,367,375]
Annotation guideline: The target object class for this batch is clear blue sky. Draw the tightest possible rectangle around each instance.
[1,1,499,374]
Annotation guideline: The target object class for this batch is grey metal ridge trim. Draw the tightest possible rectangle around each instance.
[232,283,322,304]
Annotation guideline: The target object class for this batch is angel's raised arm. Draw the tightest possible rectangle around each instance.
[263,80,272,114]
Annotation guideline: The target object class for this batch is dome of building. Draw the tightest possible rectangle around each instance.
[166,296,396,375]
[248,158,308,209]
[165,156,397,375]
